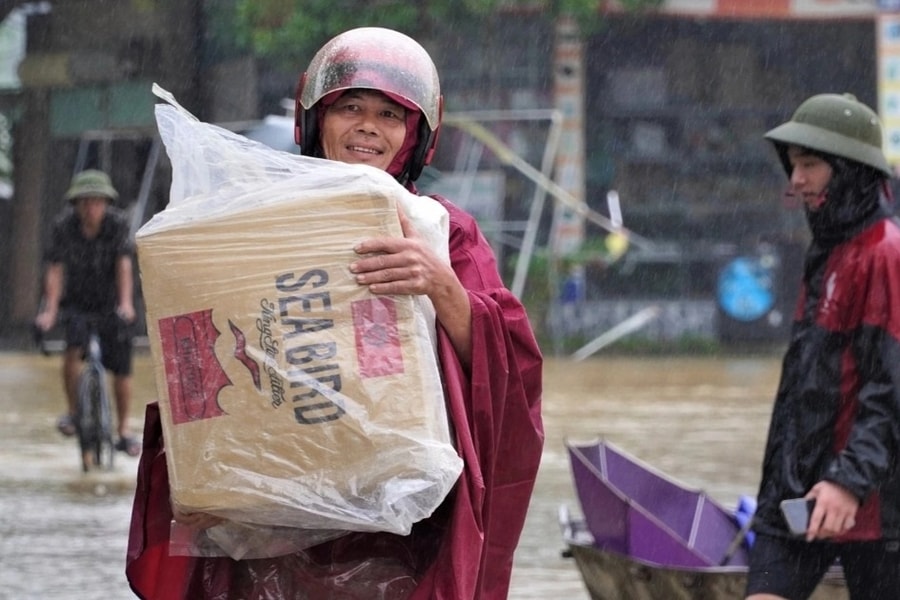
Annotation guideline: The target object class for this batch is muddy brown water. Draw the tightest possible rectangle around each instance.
[0,350,783,599]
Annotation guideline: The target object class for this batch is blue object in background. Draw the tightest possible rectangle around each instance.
[717,256,776,322]
[734,494,757,548]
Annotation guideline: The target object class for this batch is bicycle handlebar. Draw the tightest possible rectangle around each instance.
[32,324,52,357]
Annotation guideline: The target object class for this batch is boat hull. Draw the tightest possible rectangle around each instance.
[565,540,848,600]
[562,439,849,600]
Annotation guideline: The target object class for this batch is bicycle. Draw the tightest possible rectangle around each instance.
[36,315,116,472]
[75,320,116,472]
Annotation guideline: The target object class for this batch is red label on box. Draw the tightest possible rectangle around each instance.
[158,309,230,424]
[351,297,404,378]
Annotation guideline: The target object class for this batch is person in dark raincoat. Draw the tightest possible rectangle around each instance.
[125,27,544,600]
[745,93,900,600]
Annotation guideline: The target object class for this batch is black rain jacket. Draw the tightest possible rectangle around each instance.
[754,157,900,541]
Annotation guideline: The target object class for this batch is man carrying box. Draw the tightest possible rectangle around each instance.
[127,26,544,600]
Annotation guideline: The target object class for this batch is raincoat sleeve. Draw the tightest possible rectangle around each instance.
[822,246,900,501]
[126,403,203,599]
[411,196,544,599]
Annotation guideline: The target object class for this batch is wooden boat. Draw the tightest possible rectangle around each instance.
[561,439,848,600]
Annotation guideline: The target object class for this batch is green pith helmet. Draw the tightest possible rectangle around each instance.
[64,169,119,203]
[764,93,892,177]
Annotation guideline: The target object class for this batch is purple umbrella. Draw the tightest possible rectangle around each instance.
[568,439,750,568]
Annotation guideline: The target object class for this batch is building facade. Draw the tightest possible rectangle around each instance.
[0,1,895,349]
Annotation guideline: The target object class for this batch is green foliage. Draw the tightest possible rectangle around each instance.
[215,0,664,69]
[616,0,664,10]
[220,1,434,69]
[204,0,245,61]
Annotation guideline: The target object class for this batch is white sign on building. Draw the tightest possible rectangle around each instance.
[879,13,900,170]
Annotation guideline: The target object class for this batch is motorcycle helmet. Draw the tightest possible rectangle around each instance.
[295,27,442,183]
[765,93,892,178]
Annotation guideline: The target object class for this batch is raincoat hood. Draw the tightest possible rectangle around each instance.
[805,154,891,247]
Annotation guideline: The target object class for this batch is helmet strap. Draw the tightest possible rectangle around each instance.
[295,73,325,156]
[406,96,443,182]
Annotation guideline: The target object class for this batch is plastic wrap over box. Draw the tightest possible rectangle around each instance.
[136,86,462,540]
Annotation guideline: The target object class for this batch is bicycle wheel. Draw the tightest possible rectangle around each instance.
[76,364,115,471]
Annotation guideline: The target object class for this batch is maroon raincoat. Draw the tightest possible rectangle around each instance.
[125,195,545,599]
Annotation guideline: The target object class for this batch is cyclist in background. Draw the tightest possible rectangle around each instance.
[34,169,140,457]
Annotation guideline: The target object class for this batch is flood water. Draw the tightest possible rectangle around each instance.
[0,349,784,599]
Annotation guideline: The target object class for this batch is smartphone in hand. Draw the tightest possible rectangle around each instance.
[780,498,815,536]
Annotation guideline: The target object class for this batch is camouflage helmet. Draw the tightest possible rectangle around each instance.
[64,169,119,203]
[764,93,892,177]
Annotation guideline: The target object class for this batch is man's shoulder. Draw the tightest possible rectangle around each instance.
[49,209,80,239]
[53,207,77,226]
[102,207,131,231]
[840,218,900,284]
[858,217,900,253]
[425,194,476,228]
[105,205,129,223]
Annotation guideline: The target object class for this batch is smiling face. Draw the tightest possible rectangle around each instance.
[320,90,408,172]
[787,145,833,211]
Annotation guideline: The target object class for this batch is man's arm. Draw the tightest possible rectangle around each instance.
[115,254,136,323]
[35,263,64,331]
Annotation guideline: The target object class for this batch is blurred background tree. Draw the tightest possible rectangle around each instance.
[211,0,662,71]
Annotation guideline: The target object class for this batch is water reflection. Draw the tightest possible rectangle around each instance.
[0,351,147,599]
[0,351,782,599]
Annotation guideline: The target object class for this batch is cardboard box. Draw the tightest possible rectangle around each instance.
[137,177,462,535]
